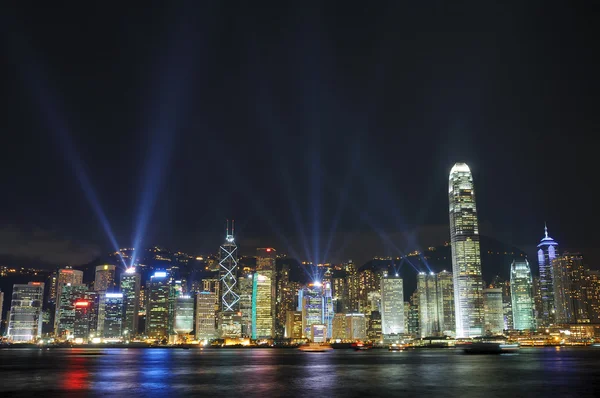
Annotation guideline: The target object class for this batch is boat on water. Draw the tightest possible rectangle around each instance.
[388,343,407,351]
[352,342,373,351]
[458,337,519,354]
[298,343,333,352]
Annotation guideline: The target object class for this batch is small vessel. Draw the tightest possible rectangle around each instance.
[298,342,333,352]
[388,343,406,351]
[458,337,519,354]
[353,342,372,351]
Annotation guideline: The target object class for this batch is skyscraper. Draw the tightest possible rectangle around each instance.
[553,253,587,324]
[146,271,170,339]
[448,162,484,338]
[252,272,275,339]
[299,283,324,339]
[103,293,124,339]
[238,273,254,337]
[380,274,404,335]
[219,222,240,312]
[120,268,141,336]
[510,260,536,330]
[483,288,504,335]
[56,283,88,338]
[436,270,455,335]
[173,295,195,339]
[253,248,276,339]
[417,272,439,337]
[94,265,116,292]
[7,282,45,342]
[537,224,559,326]
[196,291,217,341]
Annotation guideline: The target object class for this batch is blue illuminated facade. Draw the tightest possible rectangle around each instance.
[537,224,558,326]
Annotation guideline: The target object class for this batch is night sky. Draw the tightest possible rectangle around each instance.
[0,2,597,268]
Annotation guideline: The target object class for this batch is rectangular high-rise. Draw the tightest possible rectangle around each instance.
[196,291,217,340]
[103,293,124,339]
[553,253,587,324]
[94,264,116,292]
[380,274,404,335]
[7,282,45,342]
[146,272,170,338]
[120,268,141,336]
[417,272,439,337]
[510,260,536,330]
[483,288,504,335]
[252,271,275,339]
[448,163,484,338]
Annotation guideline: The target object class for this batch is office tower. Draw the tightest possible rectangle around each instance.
[196,291,217,341]
[103,293,124,339]
[173,295,194,340]
[253,248,276,339]
[252,272,275,339]
[52,268,83,310]
[483,288,504,335]
[56,283,88,338]
[323,282,334,339]
[7,282,45,342]
[219,222,240,312]
[332,313,347,340]
[73,300,92,341]
[510,260,536,330]
[275,262,290,338]
[359,270,381,314]
[120,268,141,336]
[332,271,349,313]
[47,272,58,304]
[279,281,300,336]
[584,270,600,323]
[553,253,588,324]
[436,270,455,335]
[300,283,324,339]
[491,276,513,331]
[94,265,116,292]
[168,280,183,336]
[285,311,303,339]
[311,324,327,343]
[344,260,359,312]
[146,271,170,339]
[532,277,543,326]
[417,272,439,337]
[408,291,420,337]
[367,310,382,341]
[380,273,404,335]
[238,273,254,337]
[448,162,484,338]
[537,224,559,326]
[345,313,367,340]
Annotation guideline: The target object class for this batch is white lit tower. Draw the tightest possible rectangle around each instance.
[448,163,484,338]
[219,220,240,312]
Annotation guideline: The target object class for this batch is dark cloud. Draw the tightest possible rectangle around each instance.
[0,225,101,267]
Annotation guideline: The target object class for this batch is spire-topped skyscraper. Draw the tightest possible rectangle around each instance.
[537,223,559,326]
[219,220,240,312]
[448,163,484,338]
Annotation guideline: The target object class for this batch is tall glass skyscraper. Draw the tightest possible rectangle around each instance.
[553,253,587,324]
[510,260,536,330]
[252,272,275,339]
[537,224,559,326]
[448,163,484,338]
[94,264,116,292]
[417,272,439,337]
[120,268,140,336]
[219,222,239,312]
[146,271,170,339]
[7,282,45,342]
[380,274,404,335]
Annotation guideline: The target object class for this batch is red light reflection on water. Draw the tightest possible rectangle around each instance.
[62,351,90,391]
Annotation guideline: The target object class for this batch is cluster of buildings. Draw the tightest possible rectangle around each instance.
[2,163,599,345]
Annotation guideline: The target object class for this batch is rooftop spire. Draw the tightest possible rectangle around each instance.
[544,222,548,239]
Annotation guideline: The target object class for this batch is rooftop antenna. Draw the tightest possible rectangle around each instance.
[544,222,548,239]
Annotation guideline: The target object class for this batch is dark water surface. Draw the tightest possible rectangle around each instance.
[0,347,598,397]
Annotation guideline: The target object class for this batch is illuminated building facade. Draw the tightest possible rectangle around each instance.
[103,293,124,338]
[553,253,587,324]
[483,288,504,335]
[437,270,455,335]
[584,270,600,323]
[173,296,194,337]
[252,271,275,339]
[408,291,420,337]
[73,301,92,340]
[56,283,88,337]
[238,274,254,337]
[299,284,324,339]
[510,260,536,330]
[537,224,559,326]
[196,291,217,340]
[367,311,382,341]
[285,311,303,339]
[275,262,290,338]
[358,270,381,314]
[120,268,141,336]
[219,223,239,312]
[344,260,359,312]
[448,162,484,338]
[94,264,116,292]
[345,313,367,340]
[7,282,45,342]
[380,274,404,335]
[332,313,347,340]
[417,272,439,337]
[146,272,170,338]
